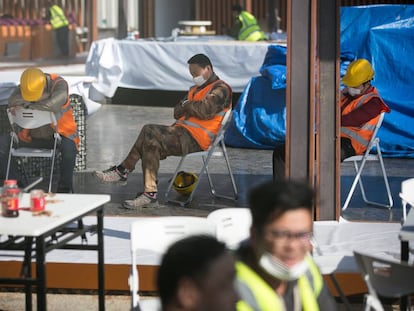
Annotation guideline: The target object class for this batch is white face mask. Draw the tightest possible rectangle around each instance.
[348,87,362,97]
[259,252,309,281]
[193,75,206,86]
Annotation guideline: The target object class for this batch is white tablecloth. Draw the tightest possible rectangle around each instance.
[85,38,274,97]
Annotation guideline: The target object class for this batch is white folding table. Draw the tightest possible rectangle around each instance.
[0,193,110,311]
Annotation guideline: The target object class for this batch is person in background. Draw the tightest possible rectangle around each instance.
[272,58,390,180]
[226,4,266,41]
[95,53,232,209]
[235,180,337,310]
[158,235,238,311]
[0,67,78,193]
[44,0,69,57]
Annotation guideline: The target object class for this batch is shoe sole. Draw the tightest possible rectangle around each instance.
[94,172,127,185]
[122,201,159,209]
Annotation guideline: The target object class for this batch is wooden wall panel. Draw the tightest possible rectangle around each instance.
[0,0,96,51]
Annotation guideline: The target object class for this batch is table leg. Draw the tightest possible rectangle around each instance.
[400,240,409,311]
[36,236,47,311]
[97,208,105,311]
[401,240,409,262]
[22,237,33,311]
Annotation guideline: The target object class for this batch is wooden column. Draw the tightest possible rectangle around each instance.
[287,0,339,220]
[286,0,312,182]
[314,0,340,220]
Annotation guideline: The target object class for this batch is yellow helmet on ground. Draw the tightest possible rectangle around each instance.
[20,67,46,102]
[173,171,198,196]
[342,59,374,87]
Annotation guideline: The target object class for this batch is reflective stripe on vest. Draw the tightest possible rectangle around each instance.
[340,89,385,155]
[49,74,79,148]
[49,5,69,29]
[236,255,323,311]
[238,11,265,41]
[236,261,284,311]
[175,80,231,150]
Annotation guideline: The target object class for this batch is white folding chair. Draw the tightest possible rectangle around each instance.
[353,250,414,311]
[342,112,393,211]
[6,107,60,193]
[129,216,216,310]
[399,178,414,223]
[165,109,238,206]
[207,207,251,250]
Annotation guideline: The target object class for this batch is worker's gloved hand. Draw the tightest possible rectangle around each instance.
[18,128,32,143]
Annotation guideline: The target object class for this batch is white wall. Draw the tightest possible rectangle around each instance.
[97,0,193,37]
[155,0,193,37]
[97,0,139,31]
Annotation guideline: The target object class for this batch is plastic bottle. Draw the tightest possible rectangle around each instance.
[1,180,20,218]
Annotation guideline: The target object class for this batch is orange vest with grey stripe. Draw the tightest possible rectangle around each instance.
[50,74,80,149]
[340,88,388,155]
[176,80,231,150]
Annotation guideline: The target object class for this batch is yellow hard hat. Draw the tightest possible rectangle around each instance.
[342,59,374,87]
[173,171,198,196]
[20,67,46,102]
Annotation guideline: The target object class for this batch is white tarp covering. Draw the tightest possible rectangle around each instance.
[0,216,403,272]
[85,38,272,96]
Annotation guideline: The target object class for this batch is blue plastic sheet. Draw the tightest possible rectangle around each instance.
[225,45,287,149]
[225,5,414,157]
[341,5,414,157]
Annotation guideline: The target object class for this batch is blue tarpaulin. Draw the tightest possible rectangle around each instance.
[225,5,414,157]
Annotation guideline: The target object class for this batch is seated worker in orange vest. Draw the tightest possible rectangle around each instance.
[95,53,233,209]
[0,67,79,193]
[273,58,390,180]
[340,58,390,160]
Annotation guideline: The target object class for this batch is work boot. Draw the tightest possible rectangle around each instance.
[122,193,159,209]
[95,165,128,184]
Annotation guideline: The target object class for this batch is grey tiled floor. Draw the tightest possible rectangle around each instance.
[75,103,414,222]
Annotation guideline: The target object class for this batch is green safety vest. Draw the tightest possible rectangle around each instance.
[236,255,323,311]
[49,5,69,29]
[238,11,266,41]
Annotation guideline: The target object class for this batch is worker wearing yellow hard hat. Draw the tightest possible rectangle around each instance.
[20,67,47,102]
[0,67,79,193]
[340,58,390,160]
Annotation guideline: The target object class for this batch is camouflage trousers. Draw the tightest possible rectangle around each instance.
[121,124,202,192]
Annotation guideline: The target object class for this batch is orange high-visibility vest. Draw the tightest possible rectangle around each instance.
[176,80,231,150]
[340,88,388,155]
[49,74,80,149]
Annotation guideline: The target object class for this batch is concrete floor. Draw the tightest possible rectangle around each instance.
[74,103,414,223]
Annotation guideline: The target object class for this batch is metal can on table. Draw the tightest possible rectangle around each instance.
[1,180,20,218]
[30,189,46,211]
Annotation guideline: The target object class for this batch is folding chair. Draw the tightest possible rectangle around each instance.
[165,109,238,206]
[207,207,251,250]
[342,112,393,211]
[6,107,60,193]
[353,250,414,311]
[129,216,216,310]
[399,178,414,223]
